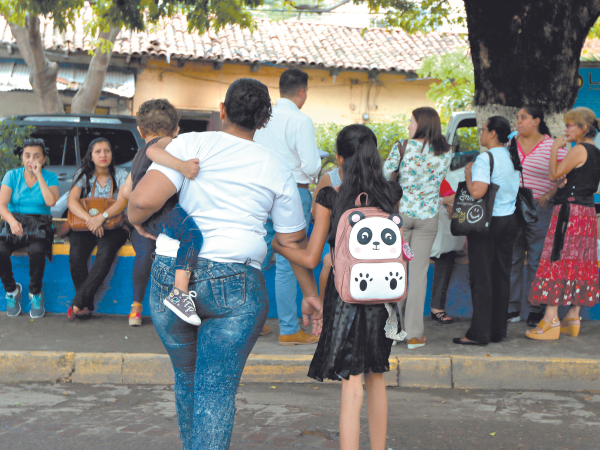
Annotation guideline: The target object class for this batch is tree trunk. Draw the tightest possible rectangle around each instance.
[464,0,600,137]
[10,16,63,114]
[70,28,121,114]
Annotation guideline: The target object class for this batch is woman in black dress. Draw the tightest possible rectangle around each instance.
[273,124,402,450]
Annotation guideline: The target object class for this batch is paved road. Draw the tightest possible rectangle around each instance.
[0,383,599,449]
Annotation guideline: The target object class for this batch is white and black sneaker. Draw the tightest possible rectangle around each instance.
[163,289,201,326]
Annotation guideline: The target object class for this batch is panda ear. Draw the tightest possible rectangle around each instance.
[388,214,403,229]
[348,211,365,227]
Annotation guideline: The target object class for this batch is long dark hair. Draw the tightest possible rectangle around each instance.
[522,105,551,136]
[331,125,400,239]
[71,138,117,196]
[412,107,450,156]
[487,115,521,172]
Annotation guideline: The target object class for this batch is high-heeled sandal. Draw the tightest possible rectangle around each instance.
[560,317,582,337]
[129,302,143,326]
[525,318,560,340]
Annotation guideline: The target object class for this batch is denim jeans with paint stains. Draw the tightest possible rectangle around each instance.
[150,255,268,450]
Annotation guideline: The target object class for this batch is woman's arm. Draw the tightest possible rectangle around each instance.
[146,138,200,180]
[67,185,93,222]
[549,136,587,181]
[128,170,177,225]
[122,174,133,201]
[464,162,489,199]
[0,185,22,236]
[272,203,331,269]
[35,166,59,206]
[382,142,401,180]
[311,173,331,215]
[84,185,128,236]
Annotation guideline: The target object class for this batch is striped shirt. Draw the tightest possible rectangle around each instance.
[517,135,568,199]
[253,98,321,184]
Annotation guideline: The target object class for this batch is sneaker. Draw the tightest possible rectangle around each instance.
[29,292,45,319]
[507,311,521,323]
[279,329,319,346]
[163,289,201,326]
[407,336,426,349]
[6,283,22,317]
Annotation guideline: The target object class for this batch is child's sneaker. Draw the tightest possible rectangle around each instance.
[6,283,22,317]
[29,292,45,319]
[163,289,201,326]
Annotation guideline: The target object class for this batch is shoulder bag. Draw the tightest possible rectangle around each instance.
[515,170,538,224]
[450,152,499,236]
[390,140,409,183]
[67,176,125,232]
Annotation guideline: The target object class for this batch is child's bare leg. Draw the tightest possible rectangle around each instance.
[340,375,363,450]
[174,269,191,293]
[319,253,332,303]
[364,372,388,450]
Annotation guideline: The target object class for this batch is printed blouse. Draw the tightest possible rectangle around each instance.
[383,139,451,219]
[74,168,128,199]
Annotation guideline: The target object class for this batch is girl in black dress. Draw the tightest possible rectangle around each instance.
[273,124,402,450]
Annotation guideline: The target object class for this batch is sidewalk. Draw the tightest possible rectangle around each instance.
[1,314,600,391]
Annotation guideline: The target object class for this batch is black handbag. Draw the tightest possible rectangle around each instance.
[0,213,53,245]
[450,152,499,237]
[515,170,538,224]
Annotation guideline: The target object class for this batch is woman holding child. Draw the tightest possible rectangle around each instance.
[66,138,129,320]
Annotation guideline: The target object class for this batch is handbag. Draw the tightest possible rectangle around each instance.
[450,152,499,237]
[515,170,538,224]
[389,139,409,183]
[0,213,53,245]
[67,175,125,232]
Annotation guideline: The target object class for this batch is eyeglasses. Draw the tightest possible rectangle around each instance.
[478,127,488,134]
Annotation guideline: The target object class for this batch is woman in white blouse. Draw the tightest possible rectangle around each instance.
[383,107,452,349]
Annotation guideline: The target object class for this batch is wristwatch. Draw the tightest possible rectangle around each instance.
[102,212,109,220]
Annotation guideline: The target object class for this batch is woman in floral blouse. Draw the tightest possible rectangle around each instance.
[383,107,452,349]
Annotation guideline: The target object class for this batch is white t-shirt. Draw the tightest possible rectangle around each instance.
[149,131,306,269]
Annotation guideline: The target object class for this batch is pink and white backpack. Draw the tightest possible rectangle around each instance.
[332,192,413,304]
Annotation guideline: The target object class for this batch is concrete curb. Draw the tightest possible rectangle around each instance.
[1,351,600,391]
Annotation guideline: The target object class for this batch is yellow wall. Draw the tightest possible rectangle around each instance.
[133,60,434,125]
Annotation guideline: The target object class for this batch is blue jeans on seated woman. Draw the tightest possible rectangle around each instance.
[150,255,268,450]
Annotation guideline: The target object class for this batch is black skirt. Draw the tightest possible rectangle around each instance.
[308,267,394,382]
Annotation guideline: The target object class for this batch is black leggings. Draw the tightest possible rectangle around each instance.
[0,239,49,295]
[69,229,128,311]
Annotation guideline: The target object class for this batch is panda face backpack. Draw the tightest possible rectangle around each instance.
[331,192,413,304]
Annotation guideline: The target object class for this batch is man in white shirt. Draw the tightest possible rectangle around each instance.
[254,68,322,345]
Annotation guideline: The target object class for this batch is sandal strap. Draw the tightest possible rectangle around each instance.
[434,311,451,320]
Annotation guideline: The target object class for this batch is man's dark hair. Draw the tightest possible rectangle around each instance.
[224,78,272,131]
[136,99,180,137]
[279,68,309,97]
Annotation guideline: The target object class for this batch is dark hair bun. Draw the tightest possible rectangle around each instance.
[224,79,272,131]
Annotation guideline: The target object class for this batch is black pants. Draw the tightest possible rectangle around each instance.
[430,251,458,311]
[69,229,128,311]
[466,214,517,344]
[130,228,156,304]
[0,239,49,295]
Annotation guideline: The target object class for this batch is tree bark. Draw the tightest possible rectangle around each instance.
[464,0,600,136]
[10,16,63,114]
[70,28,121,114]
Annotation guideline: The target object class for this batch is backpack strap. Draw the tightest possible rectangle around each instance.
[355,192,369,206]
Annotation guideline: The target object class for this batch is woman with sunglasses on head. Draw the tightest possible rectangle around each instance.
[526,107,600,340]
[66,138,128,320]
[0,138,59,318]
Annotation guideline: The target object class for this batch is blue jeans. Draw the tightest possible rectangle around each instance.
[263,188,312,335]
[145,203,203,272]
[508,203,553,318]
[150,255,268,450]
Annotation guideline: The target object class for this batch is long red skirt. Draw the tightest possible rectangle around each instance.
[529,204,599,307]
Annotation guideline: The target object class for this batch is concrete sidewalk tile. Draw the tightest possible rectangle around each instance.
[0,351,74,383]
[452,356,600,391]
[73,353,123,384]
[397,356,452,389]
[123,353,174,384]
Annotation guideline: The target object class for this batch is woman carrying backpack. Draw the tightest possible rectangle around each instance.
[273,124,404,450]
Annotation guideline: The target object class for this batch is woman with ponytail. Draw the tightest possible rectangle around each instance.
[526,107,600,340]
[383,107,452,349]
[273,124,403,450]
[453,116,520,346]
[508,106,569,327]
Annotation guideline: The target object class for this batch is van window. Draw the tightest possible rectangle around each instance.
[78,128,138,166]
[31,127,77,166]
[453,118,479,154]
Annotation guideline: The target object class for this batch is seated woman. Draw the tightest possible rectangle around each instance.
[0,138,59,318]
[66,138,128,320]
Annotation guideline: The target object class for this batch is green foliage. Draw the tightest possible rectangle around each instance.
[417,50,474,126]
[315,115,410,173]
[588,16,600,40]
[0,119,35,182]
